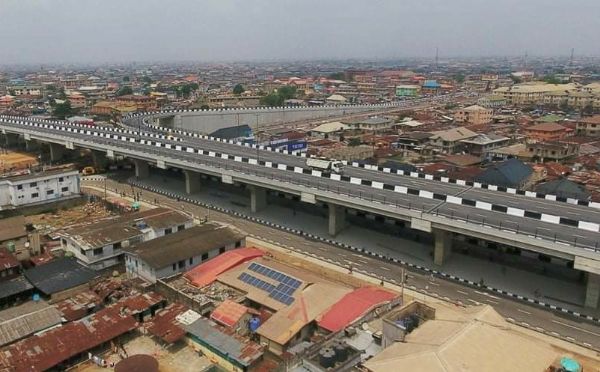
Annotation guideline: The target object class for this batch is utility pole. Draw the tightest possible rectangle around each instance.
[435,47,439,70]
[255,114,260,162]
[570,48,575,66]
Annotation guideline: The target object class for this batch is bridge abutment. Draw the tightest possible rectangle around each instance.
[250,186,267,213]
[328,203,346,236]
[433,229,452,266]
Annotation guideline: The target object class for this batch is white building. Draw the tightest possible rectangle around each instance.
[60,207,193,270]
[123,222,246,283]
[0,169,80,210]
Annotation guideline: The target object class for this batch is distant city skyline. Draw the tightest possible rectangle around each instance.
[1,0,599,64]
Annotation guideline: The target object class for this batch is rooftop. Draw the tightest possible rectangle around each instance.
[23,257,98,296]
[184,247,264,288]
[0,215,27,242]
[0,301,62,347]
[526,122,567,132]
[0,247,19,270]
[210,299,249,328]
[123,223,245,269]
[430,127,478,142]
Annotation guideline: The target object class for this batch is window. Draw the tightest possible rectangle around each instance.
[30,182,37,187]
[178,260,185,269]
[61,238,67,245]
[31,193,39,198]
[17,185,23,190]
[93,247,103,256]
[164,227,172,235]
[80,248,86,256]
[178,224,185,231]
[114,241,122,249]
[235,241,242,248]
[172,263,176,271]
[201,253,208,261]
[46,189,54,195]
[189,257,193,265]
[219,246,225,254]
[61,187,69,192]
[58,177,64,182]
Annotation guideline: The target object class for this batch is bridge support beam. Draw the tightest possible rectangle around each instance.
[184,170,201,195]
[328,203,346,236]
[585,273,600,309]
[49,143,65,162]
[250,186,267,213]
[433,229,452,266]
[134,159,149,179]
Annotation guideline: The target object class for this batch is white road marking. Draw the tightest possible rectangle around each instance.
[552,320,600,337]
[484,298,499,305]
[380,266,390,271]
[456,289,469,295]
[467,299,481,305]
[517,308,532,315]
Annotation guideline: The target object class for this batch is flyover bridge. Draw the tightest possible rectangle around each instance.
[1,114,599,308]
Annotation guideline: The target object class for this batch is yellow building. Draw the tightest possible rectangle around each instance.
[454,105,493,125]
[494,83,578,105]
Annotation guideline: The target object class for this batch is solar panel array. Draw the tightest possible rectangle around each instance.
[237,263,303,306]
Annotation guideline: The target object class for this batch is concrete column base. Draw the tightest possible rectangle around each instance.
[134,159,149,179]
[328,203,346,236]
[433,229,452,266]
[184,170,201,194]
[250,186,267,213]
[585,273,600,309]
[49,143,65,162]
[25,140,39,152]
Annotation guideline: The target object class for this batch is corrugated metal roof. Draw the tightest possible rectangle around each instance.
[317,287,398,333]
[23,257,98,296]
[210,300,248,328]
[184,247,264,288]
[0,304,62,346]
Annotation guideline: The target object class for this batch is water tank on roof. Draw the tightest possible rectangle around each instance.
[319,347,336,369]
[6,241,15,253]
[333,341,348,362]
[32,293,40,302]
[249,317,261,332]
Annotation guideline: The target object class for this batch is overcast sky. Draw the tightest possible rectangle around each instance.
[1,0,598,64]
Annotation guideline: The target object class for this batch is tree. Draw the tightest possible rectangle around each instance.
[582,103,595,116]
[543,75,561,84]
[328,72,345,80]
[200,104,209,110]
[122,76,130,82]
[116,86,133,96]
[53,101,72,119]
[233,84,245,95]
[348,138,362,147]
[260,93,283,106]
[559,100,570,112]
[278,85,297,100]
[510,76,522,84]
[453,73,465,83]
[142,76,153,84]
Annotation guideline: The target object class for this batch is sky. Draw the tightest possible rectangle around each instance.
[0,0,598,64]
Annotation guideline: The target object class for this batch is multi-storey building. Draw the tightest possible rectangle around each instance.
[454,105,493,125]
[0,169,80,210]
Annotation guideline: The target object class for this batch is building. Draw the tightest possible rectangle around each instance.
[0,248,19,281]
[576,115,600,137]
[454,105,493,125]
[23,257,98,301]
[67,93,86,109]
[364,302,592,372]
[524,122,569,142]
[0,169,80,211]
[421,80,441,95]
[477,95,507,109]
[475,158,533,189]
[60,208,193,270]
[460,134,510,158]
[429,127,478,154]
[124,222,246,283]
[325,94,348,104]
[346,117,394,131]
[395,85,420,97]
[7,85,42,97]
[0,215,28,262]
[310,122,350,140]
[493,83,577,105]
[0,301,62,346]
[526,141,579,162]
[535,178,590,201]
[210,299,252,335]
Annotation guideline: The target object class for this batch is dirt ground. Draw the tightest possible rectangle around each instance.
[26,201,115,231]
[75,334,212,372]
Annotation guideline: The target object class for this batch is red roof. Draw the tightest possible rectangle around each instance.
[184,247,264,288]
[146,303,188,344]
[0,248,19,270]
[211,300,248,327]
[317,287,397,333]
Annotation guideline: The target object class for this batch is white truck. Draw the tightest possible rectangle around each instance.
[306,157,344,174]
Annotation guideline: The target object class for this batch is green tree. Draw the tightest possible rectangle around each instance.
[200,104,209,110]
[116,86,133,96]
[278,85,297,100]
[582,103,595,115]
[348,138,362,147]
[233,84,245,95]
[53,101,72,119]
[543,75,561,84]
[123,76,130,82]
[328,72,345,80]
[559,100,570,112]
[142,76,153,84]
[453,73,465,83]
[56,87,67,99]
[260,93,283,106]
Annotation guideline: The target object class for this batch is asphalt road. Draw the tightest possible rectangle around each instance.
[1,117,600,250]
[83,178,600,351]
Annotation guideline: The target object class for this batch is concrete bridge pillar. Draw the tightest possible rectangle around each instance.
[134,159,150,179]
[25,139,39,152]
[4,133,19,147]
[184,170,201,195]
[250,186,267,213]
[328,203,346,236]
[49,143,65,162]
[433,229,452,266]
[92,150,109,170]
[585,273,600,309]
